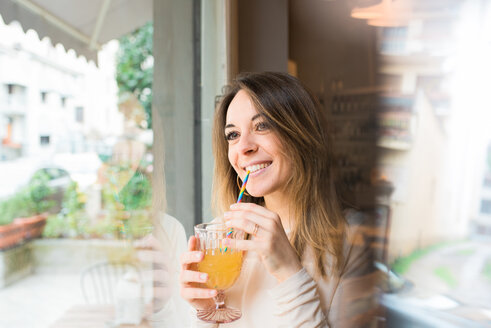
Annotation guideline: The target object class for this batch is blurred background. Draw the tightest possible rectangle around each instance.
[0,0,490,327]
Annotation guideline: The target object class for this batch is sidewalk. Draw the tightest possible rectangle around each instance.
[386,239,491,326]
[0,272,83,328]
[403,239,491,307]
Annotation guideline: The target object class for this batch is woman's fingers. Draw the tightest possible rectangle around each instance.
[180,236,204,269]
[180,269,209,284]
[230,202,279,221]
[223,238,256,252]
[224,210,275,235]
[180,251,203,269]
[180,286,217,299]
[188,235,198,251]
[225,214,261,236]
[179,238,218,307]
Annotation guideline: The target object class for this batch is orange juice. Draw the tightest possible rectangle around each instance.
[198,248,243,290]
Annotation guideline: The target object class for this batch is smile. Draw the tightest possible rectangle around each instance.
[245,162,271,173]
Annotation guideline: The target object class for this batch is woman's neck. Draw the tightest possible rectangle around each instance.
[264,192,293,231]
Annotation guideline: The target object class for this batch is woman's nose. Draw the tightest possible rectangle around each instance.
[237,132,258,154]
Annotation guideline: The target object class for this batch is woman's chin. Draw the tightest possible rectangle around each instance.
[246,192,260,198]
[246,188,268,199]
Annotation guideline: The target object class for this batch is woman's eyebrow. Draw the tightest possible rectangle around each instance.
[225,114,263,129]
[251,114,262,121]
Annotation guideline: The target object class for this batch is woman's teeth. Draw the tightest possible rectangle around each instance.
[246,163,271,173]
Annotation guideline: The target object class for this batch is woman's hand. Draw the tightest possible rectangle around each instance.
[179,236,217,310]
[224,203,302,283]
[134,234,172,314]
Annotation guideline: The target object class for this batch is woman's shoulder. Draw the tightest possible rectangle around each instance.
[155,212,188,254]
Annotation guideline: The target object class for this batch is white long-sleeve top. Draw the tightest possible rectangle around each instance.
[190,223,379,328]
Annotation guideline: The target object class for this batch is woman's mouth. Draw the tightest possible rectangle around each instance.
[245,162,272,174]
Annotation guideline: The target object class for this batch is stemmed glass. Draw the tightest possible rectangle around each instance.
[194,222,244,323]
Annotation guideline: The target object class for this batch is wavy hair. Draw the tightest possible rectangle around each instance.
[212,72,346,276]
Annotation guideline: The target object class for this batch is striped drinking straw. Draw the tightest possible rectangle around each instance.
[236,170,250,204]
[224,170,250,252]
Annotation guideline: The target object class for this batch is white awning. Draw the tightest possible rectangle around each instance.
[0,0,152,63]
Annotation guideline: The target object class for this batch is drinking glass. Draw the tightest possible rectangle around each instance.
[194,223,244,323]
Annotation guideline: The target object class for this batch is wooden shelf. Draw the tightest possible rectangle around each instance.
[327,87,381,209]
[377,138,412,150]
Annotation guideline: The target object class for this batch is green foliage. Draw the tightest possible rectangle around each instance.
[101,163,152,212]
[392,248,435,274]
[43,171,152,240]
[42,182,88,238]
[42,214,65,238]
[434,266,458,288]
[483,260,491,281]
[100,164,152,239]
[0,171,54,225]
[119,170,152,211]
[122,210,153,239]
[85,216,119,238]
[62,182,86,217]
[391,242,453,274]
[28,170,56,214]
[456,248,475,256]
[116,22,153,129]
[0,193,29,225]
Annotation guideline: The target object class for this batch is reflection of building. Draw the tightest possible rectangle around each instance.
[375,18,457,259]
[354,0,491,260]
[473,143,491,234]
[0,19,122,161]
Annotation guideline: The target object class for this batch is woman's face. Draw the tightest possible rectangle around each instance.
[225,90,292,198]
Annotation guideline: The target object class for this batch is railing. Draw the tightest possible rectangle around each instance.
[0,99,27,115]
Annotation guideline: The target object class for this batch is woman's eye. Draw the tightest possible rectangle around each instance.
[255,121,270,131]
[225,131,239,141]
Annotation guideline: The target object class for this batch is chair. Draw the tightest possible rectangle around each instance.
[80,261,142,305]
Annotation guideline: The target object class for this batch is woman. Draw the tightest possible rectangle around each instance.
[180,72,378,327]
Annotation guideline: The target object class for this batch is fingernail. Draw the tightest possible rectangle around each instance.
[195,252,202,260]
[225,220,232,227]
[210,290,217,296]
[224,211,231,218]
[200,273,207,281]
[230,204,237,209]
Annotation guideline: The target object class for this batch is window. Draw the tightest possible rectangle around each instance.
[481,200,491,215]
[41,91,48,103]
[61,96,67,108]
[40,135,50,145]
[75,107,84,123]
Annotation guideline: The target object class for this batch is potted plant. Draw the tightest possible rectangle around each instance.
[0,171,55,249]
[15,170,55,240]
[0,223,23,250]
[0,192,29,250]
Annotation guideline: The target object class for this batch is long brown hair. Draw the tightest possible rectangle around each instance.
[212,72,346,276]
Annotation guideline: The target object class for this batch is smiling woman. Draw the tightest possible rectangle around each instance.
[179,72,379,327]
[224,89,292,201]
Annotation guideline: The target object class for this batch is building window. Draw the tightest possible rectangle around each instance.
[40,135,50,146]
[75,107,84,123]
[61,96,67,108]
[41,91,48,103]
[481,200,491,215]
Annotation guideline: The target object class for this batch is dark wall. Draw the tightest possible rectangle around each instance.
[289,0,377,95]
[238,0,288,73]
[289,0,379,210]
